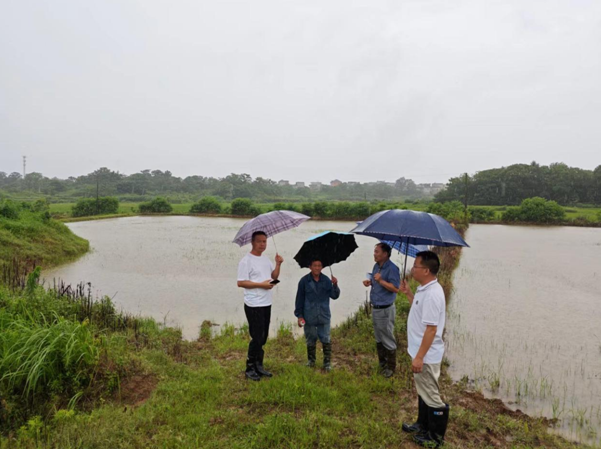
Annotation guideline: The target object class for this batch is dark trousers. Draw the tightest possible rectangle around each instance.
[244,304,271,359]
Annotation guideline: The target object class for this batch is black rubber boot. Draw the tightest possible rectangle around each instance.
[387,348,397,375]
[381,348,396,378]
[255,349,272,378]
[306,345,316,367]
[402,396,428,433]
[245,356,261,381]
[376,342,387,371]
[413,403,450,447]
[322,342,332,372]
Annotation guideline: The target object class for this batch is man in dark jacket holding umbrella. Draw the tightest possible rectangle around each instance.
[294,259,340,371]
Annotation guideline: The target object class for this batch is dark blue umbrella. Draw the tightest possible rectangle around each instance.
[382,241,429,258]
[350,209,469,278]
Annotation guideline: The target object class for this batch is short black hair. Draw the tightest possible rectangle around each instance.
[375,242,392,258]
[416,250,440,275]
[309,259,323,266]
[251,231,267,242]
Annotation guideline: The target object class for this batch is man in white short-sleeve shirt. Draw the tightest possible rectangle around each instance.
[237,231,283,381]
[399,251,450,448]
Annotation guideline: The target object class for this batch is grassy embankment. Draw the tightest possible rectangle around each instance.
[0,209,89,268]
[48,202,601,227]
[1,210,593,448]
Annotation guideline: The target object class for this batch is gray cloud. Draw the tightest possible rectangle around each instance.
[1,0,600,183]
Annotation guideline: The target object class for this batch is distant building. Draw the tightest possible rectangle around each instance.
[330,179,342,187]
[347,181,360,186]
[293,181,306,188]
[310,182,323,190]
[278,180,290,186]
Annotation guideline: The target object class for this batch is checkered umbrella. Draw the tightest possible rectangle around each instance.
[232,210,311,247]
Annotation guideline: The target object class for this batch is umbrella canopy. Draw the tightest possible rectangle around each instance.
[382,240,430,258]
[350,209,469,248]
[351,209,468,278]
[293,231,358,269]
[232,210,310,247]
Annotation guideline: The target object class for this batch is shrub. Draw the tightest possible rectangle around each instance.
[313,202,329,218]
[72,197,119,217]
[138,197,173,214]
[427,201,466,222]
[468,207,496,222]
[230,198,254,216]
[501,197,565,223]
[190,197,222,214]
[300,203,314,217]
[0,199,20,219]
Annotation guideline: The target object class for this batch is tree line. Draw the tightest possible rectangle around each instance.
[435,162,601,206]
[0,169,430,202]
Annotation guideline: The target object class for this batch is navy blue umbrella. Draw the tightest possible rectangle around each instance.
[350,209,469,278]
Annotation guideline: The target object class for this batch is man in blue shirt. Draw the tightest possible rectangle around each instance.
[362,243,401,377]
[294,259,340,372]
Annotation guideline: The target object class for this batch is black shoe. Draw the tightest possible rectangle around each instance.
[245,356,261,381]
[306,345,316,367]
[256,349,273,377]
[323,342,332,372]
[376,342,387,371]
[413,404,449,447]
[402,396,428,433]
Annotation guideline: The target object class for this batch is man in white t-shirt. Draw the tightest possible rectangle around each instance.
[399,250,449,448]
[237,231,284,381]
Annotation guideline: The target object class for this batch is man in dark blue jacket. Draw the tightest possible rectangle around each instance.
[294,259,340,371]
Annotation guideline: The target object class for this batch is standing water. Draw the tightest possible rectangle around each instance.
[44,216,411,340]
[447,224,601,445]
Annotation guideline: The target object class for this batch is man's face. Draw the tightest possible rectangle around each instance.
[251,235,267,253]
[310,260,323,277]
[373,245,388,264]
[411,256,430,282]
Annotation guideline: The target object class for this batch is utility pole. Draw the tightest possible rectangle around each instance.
[22,156,27,179]
[463,173,470,222]
[96,172,100,215]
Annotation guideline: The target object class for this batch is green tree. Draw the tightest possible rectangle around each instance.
[501,197,565,223]
[190,197,222,214]
[138,197,172,214]
[231,198,255,216]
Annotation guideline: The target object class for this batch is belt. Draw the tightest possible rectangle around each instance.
[372,303,393,309]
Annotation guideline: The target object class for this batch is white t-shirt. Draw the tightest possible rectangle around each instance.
[237,253,275,307]
[407,279,446,364]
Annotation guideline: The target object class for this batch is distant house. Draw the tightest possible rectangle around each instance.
[293,181,306,188]
[278,180,290,186]
[347,181,360,186]
[310,182,323,190]
[330,179,342,187]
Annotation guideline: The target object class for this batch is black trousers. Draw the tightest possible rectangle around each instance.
[244,304,271,360]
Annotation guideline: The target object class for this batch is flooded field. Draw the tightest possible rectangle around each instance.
[447,224,601,445]
[45,216,409,340]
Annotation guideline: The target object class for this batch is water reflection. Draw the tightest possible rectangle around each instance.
[447,224,601,445]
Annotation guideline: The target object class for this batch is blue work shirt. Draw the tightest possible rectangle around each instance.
[370,260,401,307]
[294,273,341,325]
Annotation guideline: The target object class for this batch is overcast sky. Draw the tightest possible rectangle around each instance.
[1,0,600,184]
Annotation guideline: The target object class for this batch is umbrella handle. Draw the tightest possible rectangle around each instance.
[272,235,278,254]
[402,238,409,280]
[329,266,333,277]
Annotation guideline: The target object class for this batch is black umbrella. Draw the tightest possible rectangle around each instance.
[293,231,358,272]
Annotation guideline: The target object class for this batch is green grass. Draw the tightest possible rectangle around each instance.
[0,211,89,267]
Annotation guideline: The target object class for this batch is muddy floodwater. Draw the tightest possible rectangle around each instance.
[447,224,601,445]
[45,216,412,340]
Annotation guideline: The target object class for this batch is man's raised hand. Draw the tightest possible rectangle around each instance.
[275,254,284,265]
